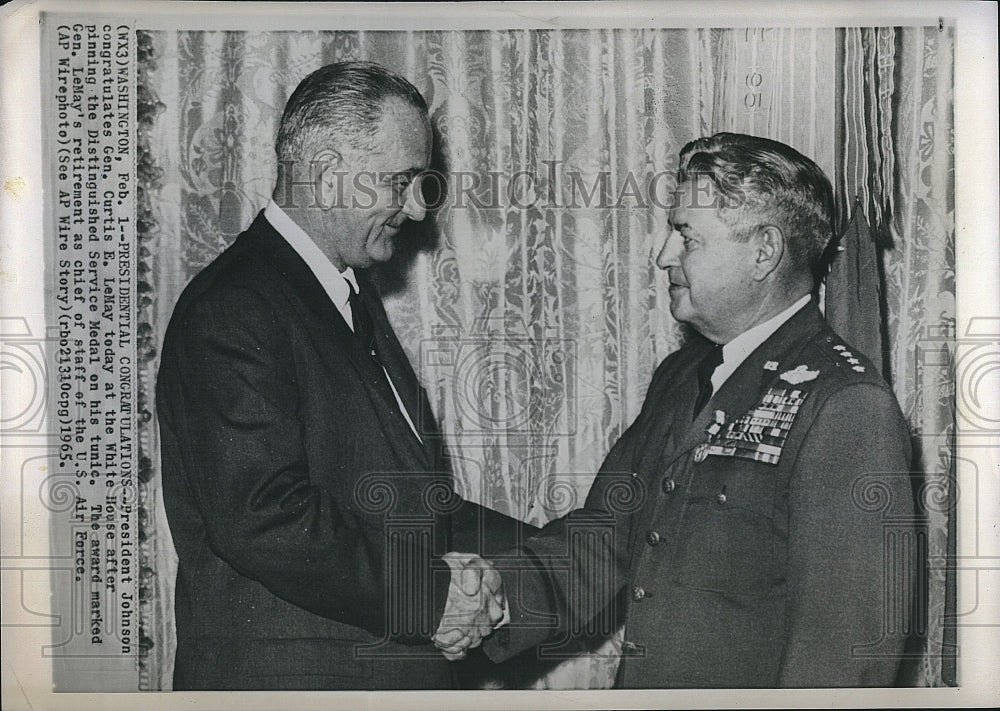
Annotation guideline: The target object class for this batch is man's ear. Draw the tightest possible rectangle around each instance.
[274,147,345,209]
[312,148,345,208]
[314,148,345,185]
[751,224,785,281]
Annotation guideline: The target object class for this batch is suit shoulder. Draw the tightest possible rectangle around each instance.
[173,236,280,314]
[162,242,289,356]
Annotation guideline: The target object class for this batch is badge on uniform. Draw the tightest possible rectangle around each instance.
[779,364,819,384]
[832,342,866,372]
[695,387,810,465]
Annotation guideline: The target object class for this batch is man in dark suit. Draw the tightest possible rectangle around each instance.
[156,62,512,690]
[440,133,915,687]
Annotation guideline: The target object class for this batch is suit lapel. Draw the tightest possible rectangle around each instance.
[356,272,421,416]
[357,271,443,462]
[244,212,433,468]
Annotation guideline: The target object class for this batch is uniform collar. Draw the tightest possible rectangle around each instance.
[666,300,828,468]
[714,294,811,391]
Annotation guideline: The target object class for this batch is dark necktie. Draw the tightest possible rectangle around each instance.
[346,280,379,363]
[346,279,422,440]
[692,344,724,420]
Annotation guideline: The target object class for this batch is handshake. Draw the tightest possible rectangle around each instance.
[432,552,506,660]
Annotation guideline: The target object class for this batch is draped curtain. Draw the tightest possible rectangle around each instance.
[135,26,954,690]
[838,26,956,686]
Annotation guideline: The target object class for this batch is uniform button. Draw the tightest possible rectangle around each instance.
[646,530,661,546]
[715,492,727,504]
[632,585,646,601]
[631,471,639,478]
[661,477,676,494]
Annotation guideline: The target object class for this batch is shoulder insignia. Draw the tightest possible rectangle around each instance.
[829,341,868,373]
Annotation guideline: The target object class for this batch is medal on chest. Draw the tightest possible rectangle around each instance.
[693,371,813,465]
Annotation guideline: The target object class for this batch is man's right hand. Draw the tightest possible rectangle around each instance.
[432,552,505,660]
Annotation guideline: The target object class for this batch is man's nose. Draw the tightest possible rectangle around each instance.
[655,229,682,270]
[401,181,427,223]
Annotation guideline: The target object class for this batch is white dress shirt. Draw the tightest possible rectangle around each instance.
[263,200,422,441]
[712,294,811,392]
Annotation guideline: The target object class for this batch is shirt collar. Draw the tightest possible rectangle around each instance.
[264,200,358,308]
[712,294,811,391]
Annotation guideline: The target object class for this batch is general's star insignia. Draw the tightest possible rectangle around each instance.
[779,364,819,384]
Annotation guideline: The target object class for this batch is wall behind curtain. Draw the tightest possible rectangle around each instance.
[136,27,952,690]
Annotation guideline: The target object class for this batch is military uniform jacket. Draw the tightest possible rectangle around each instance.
[157,213,521,690]
[485,302,914,687]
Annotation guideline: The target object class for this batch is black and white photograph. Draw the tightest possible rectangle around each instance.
[0,1,997,709]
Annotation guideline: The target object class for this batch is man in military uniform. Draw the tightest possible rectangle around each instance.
[438,132,915,687]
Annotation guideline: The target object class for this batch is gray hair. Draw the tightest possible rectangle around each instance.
[678,132,836,280]
[275,61,429,164]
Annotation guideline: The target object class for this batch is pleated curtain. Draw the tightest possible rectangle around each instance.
[135,26,953,689]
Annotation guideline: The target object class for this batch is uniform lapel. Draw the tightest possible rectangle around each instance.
[660,302,827,470]
[633,341,710,477]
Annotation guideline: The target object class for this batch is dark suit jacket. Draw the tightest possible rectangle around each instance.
[485,303,915,688]
[157,212,522,690]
